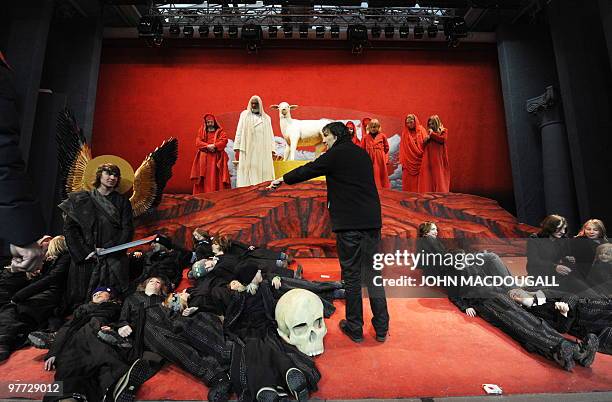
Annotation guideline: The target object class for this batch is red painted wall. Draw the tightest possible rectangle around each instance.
[92,46,512,204]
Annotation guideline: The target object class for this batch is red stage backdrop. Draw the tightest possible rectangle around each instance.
[92,46,513,206]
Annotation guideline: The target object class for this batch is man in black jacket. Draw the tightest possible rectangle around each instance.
[268,121,389,343]
[0,50,45,272]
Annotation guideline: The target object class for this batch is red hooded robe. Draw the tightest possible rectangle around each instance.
[345,121,361,146]
[190,114,231,194]
[418,126,450,192]
[361,118,390,189]
[399,115,427,192]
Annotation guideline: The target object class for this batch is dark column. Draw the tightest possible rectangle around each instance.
[3,1,54,163]
[496,23,555,227]
[547,1,612,227]
[526,86,578,229]
[28,5,104,234]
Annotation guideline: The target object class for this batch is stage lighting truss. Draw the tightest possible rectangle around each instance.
[146,4,460,42]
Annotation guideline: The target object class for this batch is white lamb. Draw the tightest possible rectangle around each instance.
[270,102,331,161]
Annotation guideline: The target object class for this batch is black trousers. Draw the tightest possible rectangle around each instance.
[336,229,389,337]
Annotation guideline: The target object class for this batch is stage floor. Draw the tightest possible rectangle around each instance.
[1,258,611,401]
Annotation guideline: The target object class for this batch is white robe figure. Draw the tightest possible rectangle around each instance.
[234,95,275,187]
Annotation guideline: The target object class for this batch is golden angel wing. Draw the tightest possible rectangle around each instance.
[130,138,178,217]
[56,108,92,199]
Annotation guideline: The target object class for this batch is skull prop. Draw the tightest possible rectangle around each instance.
[275,289,327,356]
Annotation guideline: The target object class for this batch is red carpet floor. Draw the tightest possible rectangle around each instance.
[1,258,612,400]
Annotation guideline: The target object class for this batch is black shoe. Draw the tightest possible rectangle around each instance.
[28,331,56,349]
[285,368,308,402]
[574,333,599,368]
[375,333,387,343]
[114,359,154,402]
[98,330,132,349]
[256,387,288,402]
[553,340,576,372]
[339,320,363,343]
[207,376,231,402]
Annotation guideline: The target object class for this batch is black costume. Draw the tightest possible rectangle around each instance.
[283,134,389,340]
[43,301,129,402]
[118,291,229,388]
[444,262,582,369]
[0,253,69,360]
[526,234,593,296]
[59,189,134,310]
[220,281,321,402]
[586,261,612,296]
[134,246,194,291]
[523,288,612,354]
[570,237,608,279]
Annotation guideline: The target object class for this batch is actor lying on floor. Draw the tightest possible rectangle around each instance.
[115,276,232,402]
[0,236,69,362]
[508,285,612,355]
[36,287,154,402]
[416,221,599,371]
[210,262,320,402]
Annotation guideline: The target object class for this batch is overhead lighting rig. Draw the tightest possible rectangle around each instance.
[136,5,469,49]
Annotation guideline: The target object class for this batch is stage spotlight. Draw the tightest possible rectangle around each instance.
[213,25,224,38]
[330,25,340,39]
[183,26,194,37]
[198,25,209,37]
[138,16,163,37]
[427,23,438,38]
[228,26,239,39]
[242,24,262,41]
[315,26,325,38]
[268,25,278,38]
[299,24,308,38]
[444,16,468,47]
[399,25,409,38]
[283,24,293,38]
[384,25,394,39]
[169,24,180,36]
[413,24,424,39]
[348,25,367,42]
[371,25,381,39]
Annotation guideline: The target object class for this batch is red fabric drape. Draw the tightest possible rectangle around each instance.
[345,121,361,146]
[399,115,427,192]
[361,131,390,189]
[190,114,231,194]
[418,127,450,192]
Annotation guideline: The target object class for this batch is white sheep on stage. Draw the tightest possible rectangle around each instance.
[270,102,331,161]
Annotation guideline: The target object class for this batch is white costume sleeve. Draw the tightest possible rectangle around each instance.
[234,112,245,152]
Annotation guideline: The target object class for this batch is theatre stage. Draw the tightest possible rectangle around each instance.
[1,184,611,400]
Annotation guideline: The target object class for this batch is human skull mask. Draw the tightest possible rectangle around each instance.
[276,289,327,356]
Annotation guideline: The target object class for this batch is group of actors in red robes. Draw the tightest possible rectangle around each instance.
[189,113,450,194]
[347,115,450,192]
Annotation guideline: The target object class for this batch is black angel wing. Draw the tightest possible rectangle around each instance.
[130,137,179,217]
[56,108,92,200]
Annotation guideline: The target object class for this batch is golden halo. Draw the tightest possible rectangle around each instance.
[83,155,135,194]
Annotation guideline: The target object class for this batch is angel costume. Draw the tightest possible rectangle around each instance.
[59,188,133,311]
[234,95,275,187]
[55,109,178,311]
